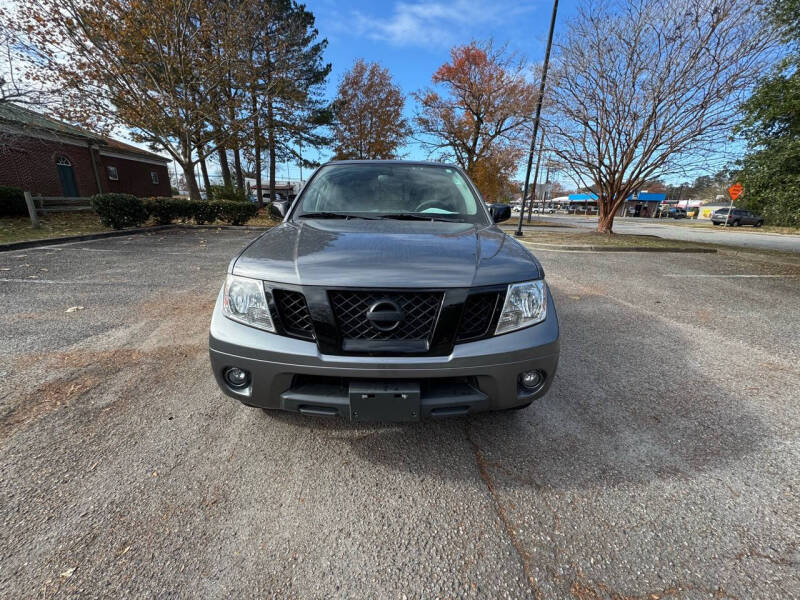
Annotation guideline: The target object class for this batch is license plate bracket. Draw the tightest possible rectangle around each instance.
[349,381,421,422]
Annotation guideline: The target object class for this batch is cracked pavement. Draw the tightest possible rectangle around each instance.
[1,228,798,598]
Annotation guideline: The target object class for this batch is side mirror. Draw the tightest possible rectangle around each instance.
[488,203,511,223]
[271,200,289,218]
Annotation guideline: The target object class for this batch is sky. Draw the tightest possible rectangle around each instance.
[2,0,751,189]
[2,0,581,184]
[297,0,578,180]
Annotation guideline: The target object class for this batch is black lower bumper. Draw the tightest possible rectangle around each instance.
[280,377,490,421]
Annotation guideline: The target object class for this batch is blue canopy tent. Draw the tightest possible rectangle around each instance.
[566,192,666,217]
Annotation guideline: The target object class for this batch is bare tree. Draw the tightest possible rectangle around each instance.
[0,5,45,108]
[546,0,777,232]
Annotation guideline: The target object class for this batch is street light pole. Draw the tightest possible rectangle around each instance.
[515,0,559,237]
[526,128,545,224]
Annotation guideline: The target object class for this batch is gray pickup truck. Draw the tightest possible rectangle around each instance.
[209,160,559,421]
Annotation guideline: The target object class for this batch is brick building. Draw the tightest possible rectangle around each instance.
[0,103,171,198]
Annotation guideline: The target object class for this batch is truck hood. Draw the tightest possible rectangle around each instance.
[232,220,542,288]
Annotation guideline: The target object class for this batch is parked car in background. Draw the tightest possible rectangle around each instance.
[668,207,687,219]
[711,208,764,227]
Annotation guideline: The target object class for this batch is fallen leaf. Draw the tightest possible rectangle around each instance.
[60,568,75,578]
[65,306,85,313]
[119,546,131,557]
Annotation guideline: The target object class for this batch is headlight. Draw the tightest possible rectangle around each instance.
[222,274,274,332]
[495,279,547,335]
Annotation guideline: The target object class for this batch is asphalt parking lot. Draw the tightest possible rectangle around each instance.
[1,228,799,599]
[533,214,800,253]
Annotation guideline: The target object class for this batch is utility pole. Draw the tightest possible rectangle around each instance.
[516,0,559,237]
[526,128,545,223]
[299,140,303,183]
[543,162,552,210]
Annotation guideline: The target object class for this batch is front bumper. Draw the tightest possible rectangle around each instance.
[208,287,559,419]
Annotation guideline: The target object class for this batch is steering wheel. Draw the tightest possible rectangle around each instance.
[415,198,453,213]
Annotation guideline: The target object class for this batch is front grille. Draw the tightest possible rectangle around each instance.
[456,292,502,341]
[329,291,443,341]
[272,289,314,340]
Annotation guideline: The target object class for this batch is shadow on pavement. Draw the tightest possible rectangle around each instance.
[262,284,768,490]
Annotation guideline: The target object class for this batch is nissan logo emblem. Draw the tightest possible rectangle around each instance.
[365,299,404,332]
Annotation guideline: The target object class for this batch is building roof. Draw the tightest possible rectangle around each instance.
[100,137,168,162]
[0,102,169,163]
[568,193,598,202]
[567,192,667,203]
[0,102,96,140]
[627,192,666,202]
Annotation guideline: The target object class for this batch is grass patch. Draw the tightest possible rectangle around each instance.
[0,208,281,245]
[659,219,800,235]
[0,211,112,244]
[522,231,709,249]
[507,219,575,228]
[519,229,800,264]
[246,211,282,227]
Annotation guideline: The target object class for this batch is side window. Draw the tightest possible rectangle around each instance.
[150,171,159,184]
[107,165,119,181]
[449,170,477,215]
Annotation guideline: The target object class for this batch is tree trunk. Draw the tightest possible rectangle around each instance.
[182,160,201,201]
[233,143,244,191]
[597,212,615,233]
[252,94,264,209]
[198,148,212,198]
[217,143,232,188]
[267,95,276,207]
[597,194,619,233]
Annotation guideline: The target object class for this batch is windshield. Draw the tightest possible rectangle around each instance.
[292,163,489,224]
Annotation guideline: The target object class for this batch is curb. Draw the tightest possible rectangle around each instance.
[0,223,275,253]
[177,224,273,231]
[522,243,717,253]
[0,225,176,253]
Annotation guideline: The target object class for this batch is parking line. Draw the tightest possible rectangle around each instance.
[77,247,207,256]
[0,278,128,285]
[663,274,798,278]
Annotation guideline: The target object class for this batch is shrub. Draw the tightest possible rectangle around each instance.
[762,195,800,228]
[144,196,190,225]
[209,184,249,202]
[193,200,221,224]
[91,193,148,229]
[217,200,258,225]
[0,186,28,217]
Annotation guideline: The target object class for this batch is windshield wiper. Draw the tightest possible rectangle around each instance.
[297,212,377,220]
[378,213,463,222]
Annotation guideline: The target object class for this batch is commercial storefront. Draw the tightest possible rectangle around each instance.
[563,192,666,217]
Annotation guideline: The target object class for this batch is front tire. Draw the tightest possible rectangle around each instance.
[755,221,763,227]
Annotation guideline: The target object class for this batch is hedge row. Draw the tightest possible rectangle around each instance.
[90,194,259,229]
[0,186,28,217]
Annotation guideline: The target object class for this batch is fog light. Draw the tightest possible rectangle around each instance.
[224,367,250,389]
[519,369,545,390]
